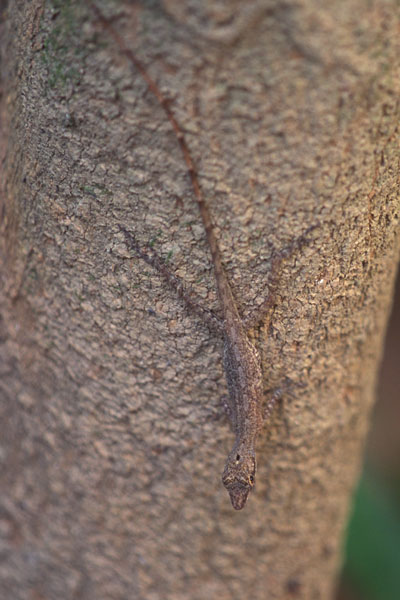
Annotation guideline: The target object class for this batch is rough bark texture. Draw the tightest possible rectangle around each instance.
[0,1,399,599]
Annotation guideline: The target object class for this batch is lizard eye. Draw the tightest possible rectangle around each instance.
[235,454,241,463]
[249,475,254,485]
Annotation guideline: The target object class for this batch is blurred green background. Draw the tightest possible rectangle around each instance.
[338,271,400,600]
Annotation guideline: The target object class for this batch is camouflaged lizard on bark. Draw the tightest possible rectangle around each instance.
[91,3,283,510]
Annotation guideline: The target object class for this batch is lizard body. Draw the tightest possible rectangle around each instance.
[195,180,264,509]
[91,2,273,509]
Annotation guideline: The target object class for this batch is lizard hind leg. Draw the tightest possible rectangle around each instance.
[244,223,319,332]
[243,253,281,332]
[118,226,223,333]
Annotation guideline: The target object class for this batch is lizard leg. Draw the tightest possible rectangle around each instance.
[118,227,223,333]
[244,223,318,331]
[222,395,236,429]
[243,255,281,332]
[263,387,283,422]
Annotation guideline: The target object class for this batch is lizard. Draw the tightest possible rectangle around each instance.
[90,2,290,510]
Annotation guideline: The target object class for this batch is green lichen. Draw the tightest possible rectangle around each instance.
[40,0,83,89]
[82,184,113,198]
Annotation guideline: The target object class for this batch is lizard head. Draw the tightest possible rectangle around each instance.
[222,451,256,510]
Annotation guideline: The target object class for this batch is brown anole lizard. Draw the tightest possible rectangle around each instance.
[90,3,292,510]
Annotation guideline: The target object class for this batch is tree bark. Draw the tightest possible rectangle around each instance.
[0,1,399,599]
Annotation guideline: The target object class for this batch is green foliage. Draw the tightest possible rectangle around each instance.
[343,467,400,600]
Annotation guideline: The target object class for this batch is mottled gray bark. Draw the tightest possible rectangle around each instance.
[0,1,399,599]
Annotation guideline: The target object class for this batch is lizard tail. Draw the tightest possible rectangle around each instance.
[90,1,236,322]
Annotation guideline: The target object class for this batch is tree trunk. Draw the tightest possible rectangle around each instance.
[1,1,399,599]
